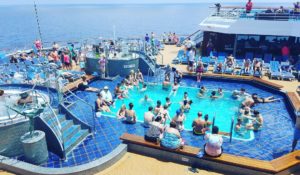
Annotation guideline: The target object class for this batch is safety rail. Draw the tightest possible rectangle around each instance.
[210,8,300,21]
[64,89,96,132]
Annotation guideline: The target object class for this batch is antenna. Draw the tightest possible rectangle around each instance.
[33,1,43,45]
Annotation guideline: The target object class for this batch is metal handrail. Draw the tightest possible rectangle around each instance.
[65,89,96,132]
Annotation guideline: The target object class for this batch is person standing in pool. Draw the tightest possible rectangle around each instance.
[198,86,207,98]
[139,94,153,106]
[154,100,163,116]
[192,112,207,135]
[172,110,185,131]
[144,106,155,128]
[162,75,171,90]
[246,110,263,131]
[182,92,189,102]
[169,82,179,97]
[160,105,171,124]
[165,97,172,108]
[125,102,136,124]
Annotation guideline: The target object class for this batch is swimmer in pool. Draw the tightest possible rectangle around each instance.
[198,86,207,98]
[140,84,147,92]
[139,94,153,105]
[169,82,179,97]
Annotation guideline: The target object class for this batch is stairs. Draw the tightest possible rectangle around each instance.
[43,113,90,157]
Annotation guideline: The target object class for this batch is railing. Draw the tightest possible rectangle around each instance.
[63,89,96,132]
[210,8,300,21]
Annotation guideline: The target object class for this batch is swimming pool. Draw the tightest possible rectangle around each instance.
[5,77,296,169]
[108,84,253,140]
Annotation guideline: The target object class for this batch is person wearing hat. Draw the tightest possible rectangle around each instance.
[100,86,114,106]
[17,92,33,105]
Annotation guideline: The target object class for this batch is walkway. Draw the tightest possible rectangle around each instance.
[97,152,225,175]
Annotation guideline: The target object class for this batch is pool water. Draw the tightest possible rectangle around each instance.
[108,84,252,140]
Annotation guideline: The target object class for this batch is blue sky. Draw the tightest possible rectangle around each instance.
[0,0,297,5]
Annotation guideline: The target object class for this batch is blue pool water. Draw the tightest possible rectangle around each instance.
[5,77,297,168]
[108,84,252,140]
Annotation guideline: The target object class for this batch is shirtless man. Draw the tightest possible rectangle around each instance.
[125,103,136,124]
[144,106,155,128]
[192,112,208,135]
[172,110,185,131]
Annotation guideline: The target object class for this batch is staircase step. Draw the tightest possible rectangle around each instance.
[64,129,89,153]
[62,125,81,141]
[57,114,66,123]
[61,120,73,132]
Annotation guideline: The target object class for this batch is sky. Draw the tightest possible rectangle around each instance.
[0,0,297,5]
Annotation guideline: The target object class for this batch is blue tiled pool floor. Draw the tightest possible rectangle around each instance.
[8,78,299,168]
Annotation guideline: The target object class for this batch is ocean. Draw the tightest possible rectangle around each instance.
[0,3,292,52]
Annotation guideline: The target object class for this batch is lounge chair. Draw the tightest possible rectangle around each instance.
[172,50,186,64]
[269,61,282,80]
[280,61,295,81]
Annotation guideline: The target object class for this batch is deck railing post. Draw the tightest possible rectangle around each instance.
[229,117,234,143]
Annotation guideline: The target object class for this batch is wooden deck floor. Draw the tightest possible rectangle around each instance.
[96,152,225,175]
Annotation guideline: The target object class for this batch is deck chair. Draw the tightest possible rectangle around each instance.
[269,61,282,80]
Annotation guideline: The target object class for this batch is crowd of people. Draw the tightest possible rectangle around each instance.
[82,65,281,157]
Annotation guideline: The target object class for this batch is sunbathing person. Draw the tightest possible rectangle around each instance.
[78,76,100,92]
[251,93,280,103]
[192,112,208,135]
[160,121,184,150]
[17,92,33,105]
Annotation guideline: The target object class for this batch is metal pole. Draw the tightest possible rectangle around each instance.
[212,114,216,128]
[229,117,234,143]
[33,1,43,45]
